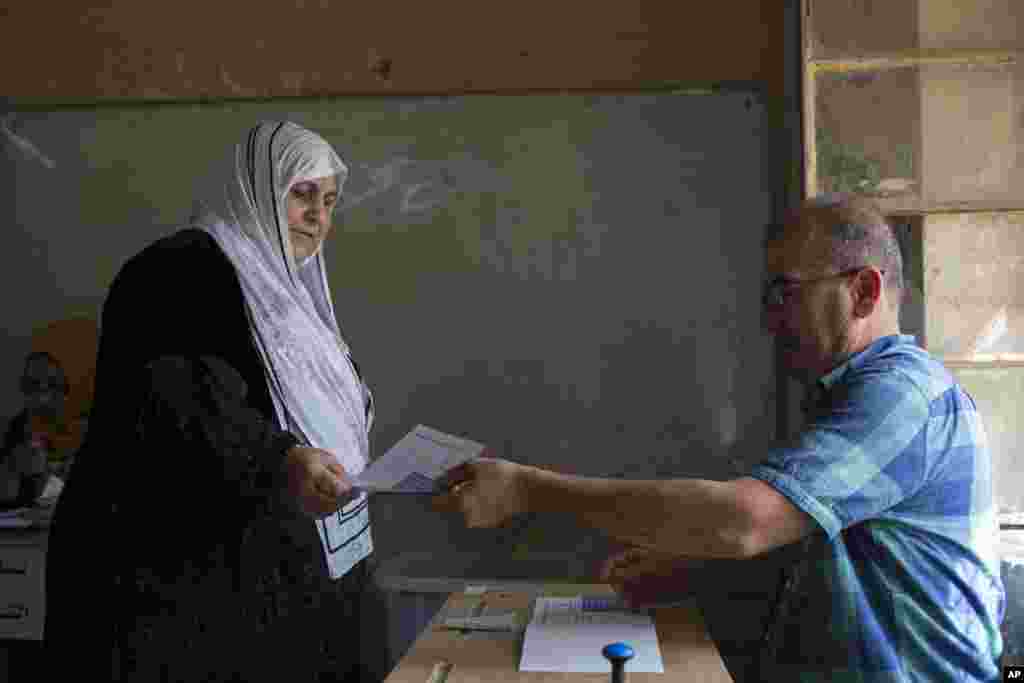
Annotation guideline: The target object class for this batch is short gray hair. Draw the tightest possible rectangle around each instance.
[767,194,904,306]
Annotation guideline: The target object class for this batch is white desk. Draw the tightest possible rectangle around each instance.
[382,589,733,683]
[0,527,48,641]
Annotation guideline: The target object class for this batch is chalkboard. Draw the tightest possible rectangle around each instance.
[2,92,775,570]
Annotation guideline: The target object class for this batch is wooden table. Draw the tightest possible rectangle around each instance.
[383,588,734,683]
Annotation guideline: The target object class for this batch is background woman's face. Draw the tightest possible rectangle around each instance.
[286,175,338,262]
[20,353,67,417]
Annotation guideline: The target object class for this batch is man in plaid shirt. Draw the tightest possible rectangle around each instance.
[434,194,1005,681]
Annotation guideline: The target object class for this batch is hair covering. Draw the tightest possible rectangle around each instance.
[191,121,374,580]
[26,316,99,461]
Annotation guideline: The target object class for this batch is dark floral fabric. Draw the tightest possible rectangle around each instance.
[45,229,375,682]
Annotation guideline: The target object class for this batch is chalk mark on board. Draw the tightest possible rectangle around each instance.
[341,156,506,217]
[400,181,448,214]
[2,115,56,169]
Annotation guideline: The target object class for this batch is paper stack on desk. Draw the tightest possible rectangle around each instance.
[442,612,526,632]
[353,425,485,494]
[0,507,33,529]
[519,596,665,673]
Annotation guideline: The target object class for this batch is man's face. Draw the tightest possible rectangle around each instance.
[762,217,853,383]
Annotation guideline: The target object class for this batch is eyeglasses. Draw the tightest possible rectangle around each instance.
[762,267,884,309]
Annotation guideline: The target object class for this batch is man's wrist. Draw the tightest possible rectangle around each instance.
[518,464,562,516]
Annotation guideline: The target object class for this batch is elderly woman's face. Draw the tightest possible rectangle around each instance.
[286,175,338,262]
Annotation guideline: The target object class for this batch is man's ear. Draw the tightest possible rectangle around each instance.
[852,269,883,318]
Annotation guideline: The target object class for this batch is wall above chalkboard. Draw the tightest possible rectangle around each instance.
[0,2,785,104]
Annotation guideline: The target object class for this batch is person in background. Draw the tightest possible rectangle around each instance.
[44,122,379,682]
[0,317,98,505]
[434,194,1005,682]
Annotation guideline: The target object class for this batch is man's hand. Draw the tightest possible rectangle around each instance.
[284,445,357,519]
[430,454,530,528]
[599,546,700,608]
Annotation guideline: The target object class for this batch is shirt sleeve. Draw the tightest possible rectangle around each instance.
[749,367,931,540]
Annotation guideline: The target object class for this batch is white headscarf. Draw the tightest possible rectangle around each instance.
[191,121,374,580]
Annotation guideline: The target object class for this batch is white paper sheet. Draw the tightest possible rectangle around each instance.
[519,596,665,673]
[352,425,485,494]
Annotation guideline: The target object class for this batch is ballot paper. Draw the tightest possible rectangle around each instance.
[352,425,485,494]
[519,596,665,673]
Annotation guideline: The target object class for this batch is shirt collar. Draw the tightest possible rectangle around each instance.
[817,334,917,391]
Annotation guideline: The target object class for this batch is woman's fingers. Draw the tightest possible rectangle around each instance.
[314,470,341,498]
[285,445,360,518]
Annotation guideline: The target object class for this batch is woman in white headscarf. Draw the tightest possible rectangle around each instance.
[45,122,378,682]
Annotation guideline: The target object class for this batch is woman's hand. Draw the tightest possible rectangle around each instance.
[284,445,357,518]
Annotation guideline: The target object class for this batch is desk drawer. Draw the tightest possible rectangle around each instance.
[0,546,45,640]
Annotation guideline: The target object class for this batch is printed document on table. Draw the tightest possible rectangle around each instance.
[519,597,665,673]
[352,425,485,494]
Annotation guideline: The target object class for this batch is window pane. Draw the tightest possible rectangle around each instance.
[923,213,1024,359]
[813,60,1024,211]
[810,0,1024,59]
[920,1,1024,51]
[920,60,1024,207]
[814,67,921,201]
[950,365,1024,515]
[892,217,926,346]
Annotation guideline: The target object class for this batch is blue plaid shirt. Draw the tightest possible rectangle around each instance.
[750,334,1005,682]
